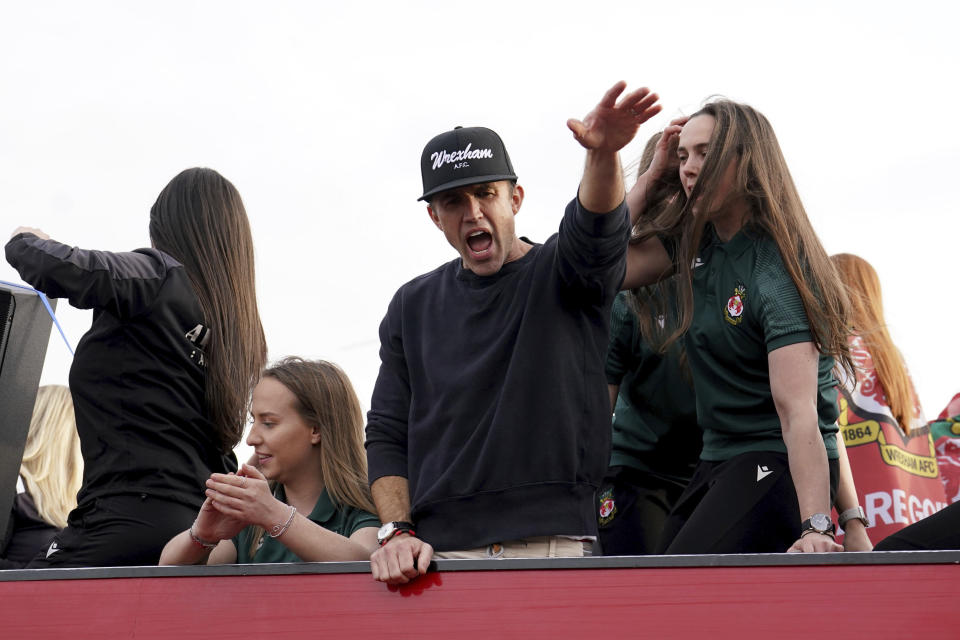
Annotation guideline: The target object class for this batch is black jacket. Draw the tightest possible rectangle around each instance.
[5,233,235,511]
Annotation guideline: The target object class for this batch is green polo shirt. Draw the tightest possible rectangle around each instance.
[233,486,380,563]
[682,226,839,461]
[606,291,700,487]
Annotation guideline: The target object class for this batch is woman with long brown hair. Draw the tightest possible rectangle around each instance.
[160,358,379,565]
[4,167,267,566]
[622,99,853,554]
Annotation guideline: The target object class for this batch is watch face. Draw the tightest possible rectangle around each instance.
[377,522,395,541]
[810,513,832,531]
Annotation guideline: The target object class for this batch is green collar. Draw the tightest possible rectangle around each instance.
[707,223,757,258]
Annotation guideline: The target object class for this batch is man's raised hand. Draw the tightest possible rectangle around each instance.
[567,81,661,153]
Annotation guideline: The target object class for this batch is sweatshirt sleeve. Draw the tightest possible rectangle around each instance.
[555,196,630,304]
[365,290,411,483]
[5,233,169,319]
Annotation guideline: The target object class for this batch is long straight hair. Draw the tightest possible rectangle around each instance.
[831,253,917,432]
[634,99,853,373]
[248,357,375,556]
[20,385,83,529]
[149,168,267,451]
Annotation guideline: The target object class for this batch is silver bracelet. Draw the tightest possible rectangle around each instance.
[269,505,297,538]
[189,522,218,549]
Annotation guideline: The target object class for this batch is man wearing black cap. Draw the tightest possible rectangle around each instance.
[366,82,661,583]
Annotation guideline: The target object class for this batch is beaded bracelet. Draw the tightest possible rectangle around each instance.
[269,505,297,539]
[800,528,836,541]
[189,523,218,549]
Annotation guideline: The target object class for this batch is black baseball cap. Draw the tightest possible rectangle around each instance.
[419,126,517,201]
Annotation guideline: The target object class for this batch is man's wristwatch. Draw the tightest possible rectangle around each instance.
[837,506,869,529]
[800,513,837,539]
[377,521,417,546]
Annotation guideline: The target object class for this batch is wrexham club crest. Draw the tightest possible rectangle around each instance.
[598,487,617,527]
[724,283,747,325]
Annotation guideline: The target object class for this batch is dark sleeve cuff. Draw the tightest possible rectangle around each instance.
[365,439,409,485]
[766,330,813,353]
[572,196,630,238]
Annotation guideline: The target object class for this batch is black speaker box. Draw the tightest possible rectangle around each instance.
[0,284,56,539]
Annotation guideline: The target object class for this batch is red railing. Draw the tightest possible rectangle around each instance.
[1,553,957,639]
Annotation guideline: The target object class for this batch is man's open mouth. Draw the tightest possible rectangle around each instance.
[466,230,493,255]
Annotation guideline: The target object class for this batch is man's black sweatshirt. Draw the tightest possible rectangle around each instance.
[365,196,629,551]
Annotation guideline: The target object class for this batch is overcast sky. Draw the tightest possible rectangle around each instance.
[2,1,957,461]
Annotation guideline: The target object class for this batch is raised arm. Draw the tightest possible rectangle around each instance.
[5,230,169,317]
[567,81,661,213]
[770,342,843,553]
[10,227,49,241]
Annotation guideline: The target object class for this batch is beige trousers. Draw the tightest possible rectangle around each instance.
[434,536,590,559]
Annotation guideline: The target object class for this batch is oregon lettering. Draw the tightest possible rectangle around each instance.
[431,143,494,170]
[865,489,948,527]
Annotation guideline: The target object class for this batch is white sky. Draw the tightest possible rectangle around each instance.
[2,1,957,464]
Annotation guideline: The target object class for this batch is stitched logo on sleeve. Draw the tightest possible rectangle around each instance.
[598,488,617,526]
[724,283,747,326]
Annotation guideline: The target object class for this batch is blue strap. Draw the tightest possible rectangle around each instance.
[0,279,75,356]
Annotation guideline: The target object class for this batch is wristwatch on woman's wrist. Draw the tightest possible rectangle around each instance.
[800,513,837,539]
[377,521,417,546]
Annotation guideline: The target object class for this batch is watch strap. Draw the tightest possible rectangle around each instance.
[800,513,837,539]
[837,506,869,529]
[378,521,416,546]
